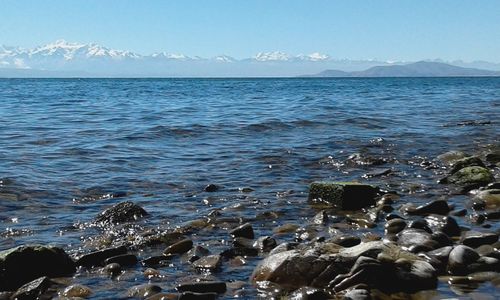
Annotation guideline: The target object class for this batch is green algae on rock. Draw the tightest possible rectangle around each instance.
[308,182,378,210]
[442,166,494,187]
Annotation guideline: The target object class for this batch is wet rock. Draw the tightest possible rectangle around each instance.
[384,218,406,235]
[308,182,378,210]
[0,245,75,291]
[128,284,162,298]
[461,231,499,248]
[146,293,178,300]
[103,263,122,276]
[62,284,92,298]
[406,200,450,216]
[176,282,227,294]
[448,245,480,275]
[178,292,217,300]
[104,254,138,266]
[485,151,500,164]
[220,247,258,258]
[269,242,299,255]
[437,150,468,165]
[339,241,387,259]
[407,219,432,233]
[186,246,210,263]
[343,288,371,300]
[229,223,254,239]
[144,268,161,278]
[441,166,494,187]
[449,156,486,174]
[474,189,500,208]
[273,224,300,234]
[396,228,437,251]
[427,246,453,263]
[469,256,500,273]
[328,235,361,248]
[312,210,329,225]
[204,184,219,192]
[10,276,53,300]
[75,245,127,268]
[425,215,461,237]
[142,255,174,267]
[287,286,329,299]
[253,236,277,252]
[94,201,148,224]
[164,239,193,255]
[232,237,254,249]
[347,153,386,166]
[192,255,222,271]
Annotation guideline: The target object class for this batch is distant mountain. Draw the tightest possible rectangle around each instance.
[1,40,500,77]
[305,61,500,77]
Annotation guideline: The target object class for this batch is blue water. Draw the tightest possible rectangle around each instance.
[0,78,499,298]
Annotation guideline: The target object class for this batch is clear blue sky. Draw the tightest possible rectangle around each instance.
[1,0,499,61]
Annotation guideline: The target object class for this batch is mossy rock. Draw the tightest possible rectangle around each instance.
[0,245,75,291]
[445,166,494,187]
[308,182,378,210]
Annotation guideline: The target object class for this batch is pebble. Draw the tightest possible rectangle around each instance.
[229,223,254,239]
[76,245,128,268]
[144,268,161,278]
[62,284,92,298]
[253,236,277,252]
[406,200,450,215]
[448,245,480,275]
[384,218,406,235]
[103,263,122,276]
[461,231,499,248]
[186,245,210,263]
[192,255,222,271]
[164,239,193,255]
[128,284,162,298]
[142,255,174,267]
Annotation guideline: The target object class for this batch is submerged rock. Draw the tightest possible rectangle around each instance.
[10,276,54,300]
[0,245,75,291]
[308,182,378,210]
[94,201,148,224]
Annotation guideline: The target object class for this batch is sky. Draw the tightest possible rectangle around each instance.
[1,0,500,62]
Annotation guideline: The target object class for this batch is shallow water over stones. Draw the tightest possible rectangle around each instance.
[0,78,499,298]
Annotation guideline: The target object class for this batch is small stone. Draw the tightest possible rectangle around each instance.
[384,219,407,235]
[104,254,138,266]
[329,235,361,247]
[186,246,210,263]
[220,247,258,258]
[425,215,461,237]
[461,231,499,248]
[308,182,378,210]
[474,189,500,208]
[62,284,92,298]
[192,255,222,271]
[397,228,437,251]
[76,245,127,268]
[312,210,329,225]
[253,236,277,252]
[448,245,480,275]
[164,239,193,255]
[176,282,227,294]
[273,224,299,234]
[94,201,148,224]
[204,184,219,192]
[11,277,53,300]
[128,284,162,298]
[142,255,173,267]
[103,263,122,276]
[406,200,450,216]
[229,223,254,239]
[437,150,468,165]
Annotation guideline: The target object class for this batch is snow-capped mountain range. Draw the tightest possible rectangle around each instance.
[1,40,499,77]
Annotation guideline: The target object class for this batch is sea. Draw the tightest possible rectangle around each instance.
[0,78,499,298]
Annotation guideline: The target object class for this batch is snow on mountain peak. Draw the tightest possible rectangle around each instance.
[305,52,330,61]
[254,51,291,61]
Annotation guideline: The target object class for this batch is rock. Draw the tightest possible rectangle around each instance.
[425,215,461,237]
[461,231,499,248]
[229,223,254,239]
[104,254,138,266]
[94,201,148,224]
[449,156,486,174]
[396,228,437,251]
[75,245,127,268]
[204,184,219,192]
[486,151,500,164]
[448,245,480,275]
[273,224,300,234]
[427,246,453,263]
[363,168,393,178]
[442,166,494,187]
[407,219,432,233]
[220,247,258,258]
[343,288,371,300]
[0,245,75,291]
[186,246,210,263]
[328,235,361,248]
[144,268,161,278]
[474,189,500,208]
[233,237,255,249]
[268,242,299,255]
[339,241,387,259]
[384,219,406,235]
[406,200,450,216]
[103,263,122,276]
[62,284,92,298]
[164,239,193,255]
[178,292,217,300]
[308,182,378,210]
[192,255,222,271]
[10,276,53,300]
[312,210,329,225]
[253,236,277,252]
[142,255,174,267]
[0,292,12,300]
[437,151,468,165]
[176,282,226,294]
[347,153,386,166]
[128,284,162,298]
[146,293,178,300]
[469,256,500,273]
[287,286,330,299]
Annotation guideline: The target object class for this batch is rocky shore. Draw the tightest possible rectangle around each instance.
[1,147,499,299]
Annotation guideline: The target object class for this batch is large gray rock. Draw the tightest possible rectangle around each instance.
[0,245,75,291]
[308,182,378,210]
